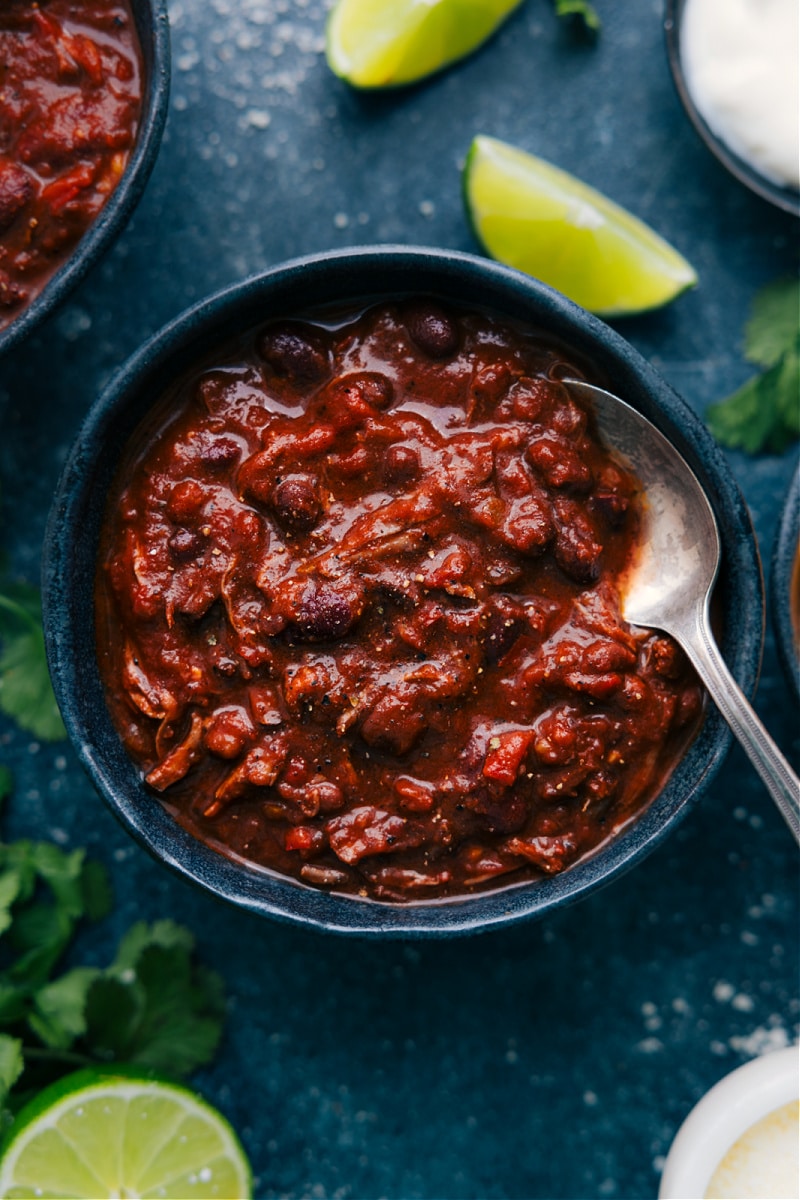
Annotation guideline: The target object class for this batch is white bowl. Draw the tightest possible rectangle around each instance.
[659,1045,799,1199]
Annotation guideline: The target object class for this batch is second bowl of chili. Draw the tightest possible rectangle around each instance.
[0,0,170,356]
[42,247,763,936]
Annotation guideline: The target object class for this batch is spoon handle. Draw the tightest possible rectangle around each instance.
[678,608,800,844]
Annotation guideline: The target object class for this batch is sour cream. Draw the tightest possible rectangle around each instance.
[704,1100,799,1199]
[681,0,800,191]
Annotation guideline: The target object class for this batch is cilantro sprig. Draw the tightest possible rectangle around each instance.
[707,278,800,454]
[0,776,225,1127]
[0,581,65,742]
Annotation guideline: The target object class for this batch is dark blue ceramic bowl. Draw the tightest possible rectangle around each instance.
[771,464,800,704]
[42,247,764,937]
[0,0,170,358]
[665,0,800,219]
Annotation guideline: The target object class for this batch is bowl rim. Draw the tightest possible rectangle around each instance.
[42,245,765,937]
[771,462,800,704]
[0,0,171,358]
[664,0,800,219]
[658,1044,800,1199]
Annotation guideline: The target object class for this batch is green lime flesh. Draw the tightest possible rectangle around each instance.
[326,0,523,89]
[464,135,698,316]
[0,1068,252,1199]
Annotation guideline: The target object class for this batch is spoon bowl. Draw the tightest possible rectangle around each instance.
[567,380,800,843]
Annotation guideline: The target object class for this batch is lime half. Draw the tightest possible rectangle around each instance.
[464,135,698,316]
[326,0,523,89]
[0,1069,252,1199]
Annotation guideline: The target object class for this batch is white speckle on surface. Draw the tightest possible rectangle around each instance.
[54,755,67,770]
[333,212,349,228]
[641,1001,658,1017]
[710,1039,729,1056]
[741,930,760,946]
[49,827,69,844]
[419,199,435,217]
[714,980,736,1003]
[177,49,200,71]
[729,1023,791,1057]
[636,1037,664,1054]
[244,107,272,129]
[583,1090,599,1106]
[56,306,92,340]
[732,993,755,1012]
[198,1167,213,1183]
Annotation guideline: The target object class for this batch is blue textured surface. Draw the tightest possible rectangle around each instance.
[0,1,798,1196]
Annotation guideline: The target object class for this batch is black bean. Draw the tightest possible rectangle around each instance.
[404,301,459,359]
[588,490,629,529]
[353,372,393,409]
[297,587,358,641]
[271,474,321,532]
[168,527,207,561]
[484,608,523,665]
[384,444,420,485]
[258,323,329,383]
[198,436,241,472]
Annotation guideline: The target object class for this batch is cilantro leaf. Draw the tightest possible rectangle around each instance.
[708,336,800,454]
[80,859,113,923]
[554,0,600,37]
[82,921,225,1077]
[0,1034,23,1109]
[8,902,75,988]
[744,277,800,368]
[0,869,23,938]
[0,982,28,1025]
[29,845,88,922]
[82,975,141,1062]
[0,585,65,742]
[0,801,225,1105]
[112,918,195,969]
[0,842,110,997]
[29,967,100,1050]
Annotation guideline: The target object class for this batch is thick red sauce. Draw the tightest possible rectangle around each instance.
[96,301,703,902]
[0,0,142,327]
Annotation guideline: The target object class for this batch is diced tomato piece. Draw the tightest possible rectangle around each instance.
[482,730,534,786]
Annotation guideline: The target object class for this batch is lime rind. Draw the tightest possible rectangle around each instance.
[326,0,523,89]
[463,135,698,316]
[0,1068,252,1199]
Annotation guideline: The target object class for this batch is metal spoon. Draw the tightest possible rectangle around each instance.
[566,379,800,843]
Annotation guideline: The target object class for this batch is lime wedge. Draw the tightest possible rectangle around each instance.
[463,135,698,316]
[0,1068,252,1198]
[326,0,523,89]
